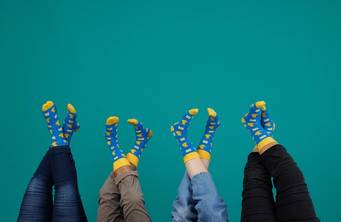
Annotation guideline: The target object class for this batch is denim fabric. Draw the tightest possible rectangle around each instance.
[18,176,54,221]
[171,173,198,222]
[172,172,228,222]
[18,147,87,222]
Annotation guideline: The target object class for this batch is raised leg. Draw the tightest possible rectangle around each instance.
[115,171,151,222]
[171,173,197,222]
[241,152,276,222]
[260,145,319,222]
[51,148,87,222]
[191,172,227,222]
[171,108,228,222]
[97,172,124,222]
[17,151,53,221]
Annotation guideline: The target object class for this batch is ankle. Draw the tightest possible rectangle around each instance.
[185,158,208,179]
[200,159,210,169]
[114,165,133,176]
[258,139,278,154]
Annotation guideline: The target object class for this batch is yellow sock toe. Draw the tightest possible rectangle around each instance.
[207,108,217,117]
[42,101,54,111]
[255,101,266,109]
[67,103,77,114]
[106,116,119,125]
[188,108,199,115]
[127,118,138,125]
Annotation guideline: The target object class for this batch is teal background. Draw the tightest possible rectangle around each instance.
[1,0,340,221]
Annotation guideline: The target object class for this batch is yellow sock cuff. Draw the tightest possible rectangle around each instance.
[183,152,200,163]
[126,153,139,167]
[113,158,131,171]
[197,149,211,160]
[257,137,278,153]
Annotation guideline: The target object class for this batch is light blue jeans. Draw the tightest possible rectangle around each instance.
[171,172,228,222]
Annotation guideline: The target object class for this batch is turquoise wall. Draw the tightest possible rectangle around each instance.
[1,0,340,221]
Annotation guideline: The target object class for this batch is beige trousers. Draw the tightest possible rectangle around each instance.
[97,171,151,222]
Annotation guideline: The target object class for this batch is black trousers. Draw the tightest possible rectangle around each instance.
[241,144,319,222]
[18,147,87,222]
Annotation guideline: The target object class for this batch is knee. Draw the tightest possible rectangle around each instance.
[122,191,144,206]
[56,183,79,197]
[98,183,111,202]
[197,197,227,222]
[26,177,49,192]
[171,198,196,222]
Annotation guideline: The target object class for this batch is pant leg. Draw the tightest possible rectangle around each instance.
[171,173,198,222]
[260,144,319,222]
[97,172,124,222]
[191,172,228,222]
[18,150,53,222]
[114,171,151,222]
[50,147,87,222]
[241,152,276,222]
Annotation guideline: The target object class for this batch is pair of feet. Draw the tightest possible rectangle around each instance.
[171,108,221,163]
[42,101,80,147]
[241,101,277,154]
[105,116,153,171]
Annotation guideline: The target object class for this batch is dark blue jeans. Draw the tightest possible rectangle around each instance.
[18,147,87,222]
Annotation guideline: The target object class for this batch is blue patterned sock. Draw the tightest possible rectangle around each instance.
[260,104,275,137]
[105,116,131,171]
[62,103,80,144]
[197,108,221,160]
[242,101,277,152]
[126,119,153,167]
[171,108,200,163]
[42,101,68,147]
